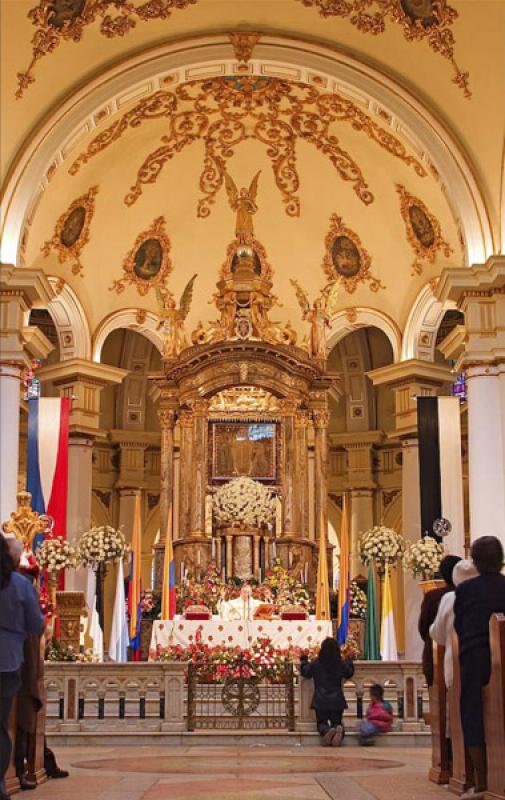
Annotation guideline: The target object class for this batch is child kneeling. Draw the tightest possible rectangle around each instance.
[359,684,393,746]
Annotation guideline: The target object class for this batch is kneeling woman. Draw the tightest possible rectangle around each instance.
[300,638,354,746]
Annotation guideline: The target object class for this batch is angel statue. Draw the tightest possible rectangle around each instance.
[155,274,197,360]
[290,279,339,362]
[223,169,261,243]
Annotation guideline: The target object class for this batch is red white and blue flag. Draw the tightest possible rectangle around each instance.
[26,397,70,554]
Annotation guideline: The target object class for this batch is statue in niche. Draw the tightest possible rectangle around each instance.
[291,280,339,362]
[155,274,197,360]
[223,170,261,243]
[60,205,86,247]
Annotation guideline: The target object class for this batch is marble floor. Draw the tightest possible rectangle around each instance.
[19,744,456,800]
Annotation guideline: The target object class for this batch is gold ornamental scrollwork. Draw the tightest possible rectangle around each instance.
[312,409,330,429]
[69,77,426,215]
[296,0,470,98]
[158,409,177,430]
[16,0,198,98]
[396,184,453,276]
[322,214,385,294]
[41,186,98,276]
[2,491,47,550]
[228,32,262,65]
[110,216,173,297]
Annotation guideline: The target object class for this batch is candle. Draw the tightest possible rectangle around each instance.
[272,541,277,559]
[211,538,216,560]
[197,549,201,566]
[180,561,185,582]
[304,563,308,583]
[288,551,293,569]
[300,569,304,584]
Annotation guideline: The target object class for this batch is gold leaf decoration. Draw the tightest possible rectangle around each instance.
[16,0,197,99]
[322,214,385,293]
[297,0,470,98]
[69,77,426,215]
[396,184,453,275]
[110,216,173,297]
[41,185,98,276]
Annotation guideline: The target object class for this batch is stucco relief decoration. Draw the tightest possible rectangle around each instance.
[396,184,453,275]
[297,0,470,98]
[16,0,197,98]
[322,214,384,293]
[69,77,426,216]
[41,185,98,276]
[110,216,173,296]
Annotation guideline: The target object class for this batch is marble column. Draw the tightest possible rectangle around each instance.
[349,489,374,578]
[178,410,194,540]
[437,256,505,546]
[190,399,208,538]
[157,407,176,550]
[281,401,298,536]
[66,436,93,591]
[401,438,423,661]
[313,409,329,546]
[294,412,310,538]
[0,265,54,524]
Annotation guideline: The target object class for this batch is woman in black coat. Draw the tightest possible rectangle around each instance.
[300,637,354,746]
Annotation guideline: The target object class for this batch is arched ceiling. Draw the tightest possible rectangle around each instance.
[1,0,504,352]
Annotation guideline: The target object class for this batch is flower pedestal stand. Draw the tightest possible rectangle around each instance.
[349,618,365,654]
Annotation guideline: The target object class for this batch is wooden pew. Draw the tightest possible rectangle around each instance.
[484,614,505,800]
[5,695,20,797]
[26,634,47,785]
[448,631,474,795]
[429,642,451,784]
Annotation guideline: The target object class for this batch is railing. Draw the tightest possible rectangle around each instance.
[43,660,427,734]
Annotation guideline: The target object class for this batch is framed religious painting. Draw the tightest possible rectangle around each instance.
[396,185,453,275]
[41,186,98,276]
[322,214,384,294]
[209,421,279,484]
[110,216,173,296]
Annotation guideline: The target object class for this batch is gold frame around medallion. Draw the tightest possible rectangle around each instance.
[396,184,453,276]
[110,216,173,297]
[41,185,98,277]
[322,214,385,294]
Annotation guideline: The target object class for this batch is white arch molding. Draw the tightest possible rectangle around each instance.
[402,283,457,362]
[0,34,492,268]
[45,276,92,360]
[326,308,402,363]
[92,309,163,362]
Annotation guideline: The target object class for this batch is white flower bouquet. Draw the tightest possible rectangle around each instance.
[35,536,77,574]
[77,525,129,569]
[359,525,405,575]
[349,580,367,619]
[213,477,276,529]
[404,535,445,580]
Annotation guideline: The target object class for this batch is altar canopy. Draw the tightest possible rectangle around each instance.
[150,619,333,654]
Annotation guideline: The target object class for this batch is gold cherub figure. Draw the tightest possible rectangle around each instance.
[223,169,261,243]
[155,274,197,360]
[291,280,339,362]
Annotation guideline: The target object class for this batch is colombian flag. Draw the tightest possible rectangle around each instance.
[161,505,176,620]
[26,397,70,559]
[336,494,350,645]
[128,494,142,659]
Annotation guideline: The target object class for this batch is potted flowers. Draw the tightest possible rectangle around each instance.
[404,535,445,592]
[77,525,129,628]
[213,477,276,530]
[359,525,405,577]
[35,536,78,630]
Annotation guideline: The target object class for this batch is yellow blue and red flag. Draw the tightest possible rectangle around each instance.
[128,494,142,659]
[337,493,350,645]
[161,505,176,620]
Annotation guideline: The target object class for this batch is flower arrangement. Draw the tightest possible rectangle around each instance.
[77,525,129,569]
[34,536,77,575]
[264,558,312,610]
[359,525,405,575]
[177,561,226,614]
[404,535,445,580]
[140,590,162,621]
[341,632,361,661]
[213,477,276,529]
[45,637,98,663]
[349,581,367,620]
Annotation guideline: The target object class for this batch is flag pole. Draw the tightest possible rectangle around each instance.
[337,492,350,644]
[315,510,330,621]
[161,504,175,620]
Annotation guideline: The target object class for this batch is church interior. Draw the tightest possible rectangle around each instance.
[1,1,505,799]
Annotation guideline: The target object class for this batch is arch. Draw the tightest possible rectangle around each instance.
[44,277,92,360]
[0,34,491,268]
[326,308,402,363]
[402,283,457,362]
[92,309,162,362]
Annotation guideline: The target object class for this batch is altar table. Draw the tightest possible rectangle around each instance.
[149,618,333,656]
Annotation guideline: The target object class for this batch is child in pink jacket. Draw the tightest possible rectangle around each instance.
[358,684,393,745]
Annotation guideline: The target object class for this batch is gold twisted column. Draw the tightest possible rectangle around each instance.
[313,407,330,558]
[281,400,298,537]
[295,411,310,538]
[154,406,177,592]
[189,399,209,538]
[178,410,194,541]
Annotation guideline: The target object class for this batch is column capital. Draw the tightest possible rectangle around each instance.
[0,264,54,307]
[1,265,54,365]
[367,359,453,437]
[436,255,505,305]
[37,358,127,436]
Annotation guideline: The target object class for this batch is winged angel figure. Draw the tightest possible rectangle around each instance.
[155,275,197,360]
[223,170,261,242]
[290,279,339,362]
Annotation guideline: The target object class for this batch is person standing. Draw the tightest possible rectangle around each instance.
[454,536,505,800]
[300,637,354,746]
[418,555,461,686]
[0,534,44,800]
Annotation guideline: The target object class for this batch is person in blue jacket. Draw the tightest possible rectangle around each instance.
[0,534,44,800]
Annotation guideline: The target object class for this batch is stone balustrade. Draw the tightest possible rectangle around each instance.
[44,660,427,734]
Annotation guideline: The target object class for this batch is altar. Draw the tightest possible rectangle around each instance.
[150,618,333,655]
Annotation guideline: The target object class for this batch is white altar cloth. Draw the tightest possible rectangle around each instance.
[149,617,333,656]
